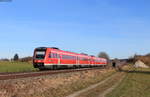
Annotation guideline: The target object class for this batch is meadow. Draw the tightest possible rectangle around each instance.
[106,67,150,97]
[0,61,38,72]
[74,66,150,97]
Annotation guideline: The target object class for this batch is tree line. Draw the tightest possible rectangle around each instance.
[0,53,33,62]
[0,52,110,63]
[3,52,149,66]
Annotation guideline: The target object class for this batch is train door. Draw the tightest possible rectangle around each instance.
[49,52,59,65]
[91,57,95,65]
[77,56,79,65]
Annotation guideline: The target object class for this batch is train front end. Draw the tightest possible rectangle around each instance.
[33,47,47,68]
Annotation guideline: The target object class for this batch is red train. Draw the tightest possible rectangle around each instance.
[33,47,107,70]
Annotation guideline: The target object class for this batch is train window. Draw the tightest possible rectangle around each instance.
[62,55,68,59]
[71,56,76,60]
[54,53,57,58]
[52,53,54,58]
[62,55,76,60]
[35,51,45,59]
[49,53,51,58]
[53,53,55,58]
[57,54,59,58]
[79,57,88,61]
[49,53,58,58]
[95,59,100,62]
[51,53,53,58]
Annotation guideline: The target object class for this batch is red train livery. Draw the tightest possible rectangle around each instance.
[33,47,107,70]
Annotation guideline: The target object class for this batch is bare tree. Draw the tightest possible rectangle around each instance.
[98,52,109,60]
[98,52,110,65]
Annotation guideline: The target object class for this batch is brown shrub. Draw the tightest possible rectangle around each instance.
[134,56,150,66]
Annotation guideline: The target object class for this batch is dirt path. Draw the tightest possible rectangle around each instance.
[98,73,125,97]
[66,72,125,97]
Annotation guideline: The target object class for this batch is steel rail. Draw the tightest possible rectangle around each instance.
[0,67,105,80]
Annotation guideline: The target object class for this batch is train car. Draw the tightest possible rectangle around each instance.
[33,47,107,70]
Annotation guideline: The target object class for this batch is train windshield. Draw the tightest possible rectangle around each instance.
[35,51,46,59]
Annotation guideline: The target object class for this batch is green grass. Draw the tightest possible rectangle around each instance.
[0,61,38,72]
[106,67,150,97]
[77,72,125,97]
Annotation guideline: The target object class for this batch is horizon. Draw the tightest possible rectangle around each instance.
[0,0,150,59]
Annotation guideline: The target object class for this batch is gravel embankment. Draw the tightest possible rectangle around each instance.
[0,69,115,97]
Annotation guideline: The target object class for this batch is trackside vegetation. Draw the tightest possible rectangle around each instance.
[106,67,150,97]
[32,69,116,97]
[0,61,37,72]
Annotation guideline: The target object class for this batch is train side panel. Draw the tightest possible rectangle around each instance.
[33,47,107,69]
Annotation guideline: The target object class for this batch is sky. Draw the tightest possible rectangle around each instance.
[0,0,150,59]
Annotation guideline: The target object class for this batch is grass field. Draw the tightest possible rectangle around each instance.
[71,66,150,97]
[77,72,125,97]
[0,61,38,72]
[106,67,150,97]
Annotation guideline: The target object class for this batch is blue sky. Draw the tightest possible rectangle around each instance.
[0,0,150,59]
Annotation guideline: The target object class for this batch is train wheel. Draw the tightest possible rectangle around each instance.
[53,65,57,70]
[73,65,77,69]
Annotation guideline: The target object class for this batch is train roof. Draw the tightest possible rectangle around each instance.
[35,47,47,50]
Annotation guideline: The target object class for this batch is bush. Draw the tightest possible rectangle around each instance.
[19,57,33,62]
[0,58,9,61]
[133,54,150,66]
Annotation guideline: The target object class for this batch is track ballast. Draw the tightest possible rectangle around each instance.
[0,67,106,80]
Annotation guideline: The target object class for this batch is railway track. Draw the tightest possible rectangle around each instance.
[0,67,105,80]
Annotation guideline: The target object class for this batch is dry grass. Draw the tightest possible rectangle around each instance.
[32,69,116,97]
[106,67,150,97]
[77,72,125,97]
[0,69,115,97]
